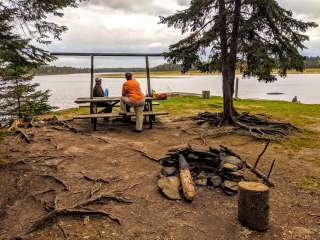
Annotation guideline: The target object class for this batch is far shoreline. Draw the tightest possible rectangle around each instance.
[35,68,320,77]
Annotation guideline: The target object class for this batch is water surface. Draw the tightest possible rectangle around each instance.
[33,73,320,109]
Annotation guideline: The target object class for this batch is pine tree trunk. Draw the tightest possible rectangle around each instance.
[219,0,236,124]
[222,68,235,124]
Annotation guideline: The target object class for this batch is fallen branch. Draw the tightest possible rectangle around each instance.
[128,148,159,162]
[253,141,271,169]
[83,175,122,184]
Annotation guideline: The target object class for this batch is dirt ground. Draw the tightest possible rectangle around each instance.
[0,116,319,240]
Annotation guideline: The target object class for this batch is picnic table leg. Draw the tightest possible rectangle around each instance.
[149,115,153,129]
[91,104,97,131]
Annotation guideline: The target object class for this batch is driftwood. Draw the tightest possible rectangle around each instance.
[194,112,298,141]
[238,181,269,231]
[179,155,196,201]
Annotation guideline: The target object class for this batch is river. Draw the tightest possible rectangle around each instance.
[33,73,320,109]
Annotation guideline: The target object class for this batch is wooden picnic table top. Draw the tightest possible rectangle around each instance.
[75,96,153,104]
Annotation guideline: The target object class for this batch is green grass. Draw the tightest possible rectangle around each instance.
[48,96,320,151]
[154,96,320,125]
[154,96,320,151]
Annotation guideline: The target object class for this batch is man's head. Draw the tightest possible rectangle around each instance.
[125,72,133,80]
[95,77,102,85]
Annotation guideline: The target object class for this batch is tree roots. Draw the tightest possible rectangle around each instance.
[195,112,298,141]
[14,189,133,240]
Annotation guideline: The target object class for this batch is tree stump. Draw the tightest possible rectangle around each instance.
[202,90,210,99]
[238,181,269,231]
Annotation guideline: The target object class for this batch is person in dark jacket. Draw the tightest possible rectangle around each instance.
[93,77,112,113]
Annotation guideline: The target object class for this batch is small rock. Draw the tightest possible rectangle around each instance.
[201,122,210,129]
[158,176,181,200]
[229,170,244,176]
[220,155,244,169]
[221,180,238,196]
[161,166,176,176]
[195,178,207,186]
[222,163,239,171]
[187,153,199,161]
[83,216,90,225]
[208,174,223,187]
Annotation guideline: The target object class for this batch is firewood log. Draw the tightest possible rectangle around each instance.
[238,181,269,231]
[179,154,196,201]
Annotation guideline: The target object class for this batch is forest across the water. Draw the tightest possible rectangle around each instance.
[35,57,320,76]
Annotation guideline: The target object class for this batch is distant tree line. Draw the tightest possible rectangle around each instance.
[305,56,320,68]
[34,63,183,75]
[34,58,320,76]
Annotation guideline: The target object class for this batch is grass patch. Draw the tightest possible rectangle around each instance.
[39,95,320,151]
[296,175,320,191]
[154,96,320,150]
[154,96,320,125]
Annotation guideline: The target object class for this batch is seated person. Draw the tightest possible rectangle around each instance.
[93,77,112,113]
[120,73,145,132]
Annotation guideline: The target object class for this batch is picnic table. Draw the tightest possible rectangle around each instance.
[74,96,168,130]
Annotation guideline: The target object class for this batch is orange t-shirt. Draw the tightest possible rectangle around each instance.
[122,79,144,103]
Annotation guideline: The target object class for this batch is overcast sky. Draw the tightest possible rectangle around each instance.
[47,0,320,68]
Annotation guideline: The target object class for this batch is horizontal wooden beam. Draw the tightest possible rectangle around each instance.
[51,52,164,57]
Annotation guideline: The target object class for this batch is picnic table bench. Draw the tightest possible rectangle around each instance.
[74,97,168,130]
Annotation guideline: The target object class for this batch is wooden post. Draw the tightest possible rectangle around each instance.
[238,182,269,231]
[145,56,151,97]
[235,77,239,99]
[145,56,153,123]
[90,55,94,99]
[202,90,210,99]
[90,55,95,129]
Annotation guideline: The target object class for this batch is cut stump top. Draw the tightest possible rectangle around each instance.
[238,181,269,192]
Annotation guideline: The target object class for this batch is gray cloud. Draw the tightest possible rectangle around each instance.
[47,0,320,67]
[81,0,183,16]
[278,0,320,18]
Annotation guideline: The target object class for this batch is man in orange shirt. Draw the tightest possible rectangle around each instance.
[120,72,145,132]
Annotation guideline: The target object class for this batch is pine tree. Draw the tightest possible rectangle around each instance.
[161,0,317,124]
[0,0,83,125]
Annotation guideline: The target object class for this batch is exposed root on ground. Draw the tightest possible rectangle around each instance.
[194,112,298,141]
[14,188,133,239]
[38,174,70,191]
